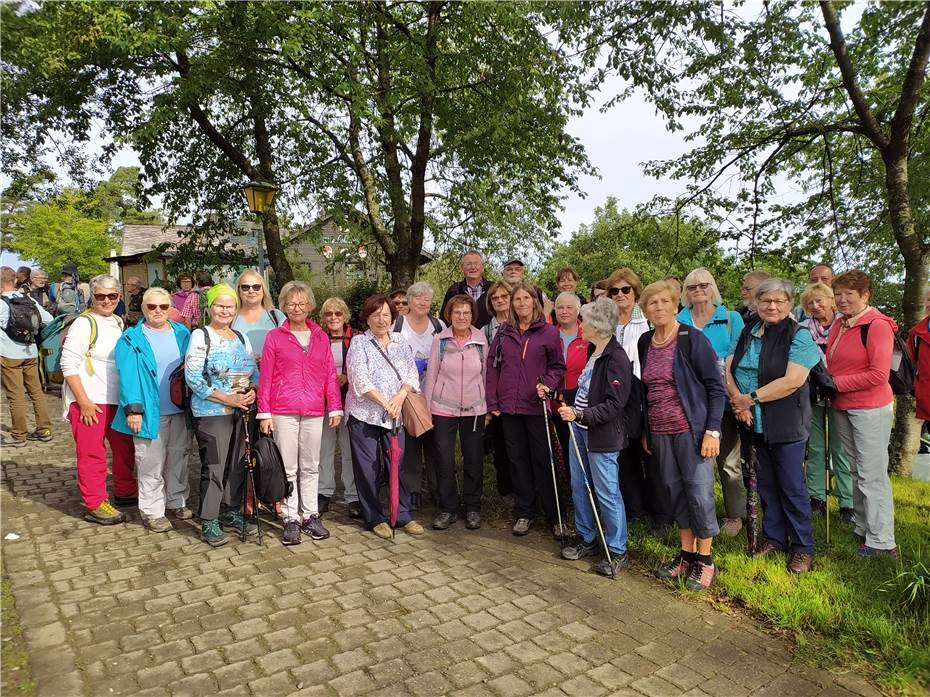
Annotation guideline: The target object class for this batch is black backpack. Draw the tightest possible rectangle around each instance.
[250,434,293,506]
[860,323,916,396]
[2,295,42,344]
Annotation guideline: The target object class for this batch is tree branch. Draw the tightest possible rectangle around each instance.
[888,1,930,157]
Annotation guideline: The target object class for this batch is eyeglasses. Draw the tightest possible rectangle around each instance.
[239,284,262,292]
[608,286,633,297]
[93,293,119,302]
[758,298,790,307]
[146,303,170,311]
[285,302,310,309]
[393,300,409,306]
[686,282,711,292]
[323,310,344,317]
[490,294,509,302]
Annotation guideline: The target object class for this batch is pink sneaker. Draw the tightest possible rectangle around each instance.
[684,561,717,591]
[655,555,690,580]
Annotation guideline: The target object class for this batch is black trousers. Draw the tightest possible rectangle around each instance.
[484,414,512,496]
[346,416,412,527]
[501,413,560,524]
[402,430,437,502]
[195,413,246,521]
[433,414,486,513]
[621,439,674,524]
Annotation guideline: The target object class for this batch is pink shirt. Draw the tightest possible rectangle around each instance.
[643,337,690,434]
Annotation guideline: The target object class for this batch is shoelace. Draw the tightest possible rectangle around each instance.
[99,501,119,516]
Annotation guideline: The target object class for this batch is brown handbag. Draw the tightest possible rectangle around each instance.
[369,338,434,437]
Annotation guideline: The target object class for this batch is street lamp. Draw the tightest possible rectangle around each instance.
[241,179,279,275]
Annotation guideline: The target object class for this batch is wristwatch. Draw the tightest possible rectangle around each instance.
[573,407,583,422]
[704,430,720,439]
[749,390,760,404]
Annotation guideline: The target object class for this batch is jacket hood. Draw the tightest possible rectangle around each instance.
[854,307,898,333]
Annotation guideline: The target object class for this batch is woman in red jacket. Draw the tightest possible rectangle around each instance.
[907,288,930,422]
[258,281,343,546]
[552,291,589,480]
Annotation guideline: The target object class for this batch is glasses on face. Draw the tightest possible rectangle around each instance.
[393,300,409,307]
[93,293,119,302]
[285,302,310,310]
[451,311,472,319]
[323,310,344,318]
[686,282,710,292]
[758,297,790,307]
[490,294,509,302]
[608,286,632,297]
[146,303,170,311]
[740,285,754,293]
[213,304,236,313]
[239,283,262,292]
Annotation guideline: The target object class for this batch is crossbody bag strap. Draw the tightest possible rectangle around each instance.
[369,337,402,382]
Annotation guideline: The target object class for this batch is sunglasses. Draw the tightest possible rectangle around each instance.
[146,303,170,311]
[323,310,344,317]
[393,300,409,306]
[686,282,711,292]
[93,293,119,302]
[239,283,262,292]
[608,286,633,297]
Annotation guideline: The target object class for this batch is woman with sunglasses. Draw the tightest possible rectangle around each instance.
[232,269,285,365]
[112,288,192,532]
[677,267,746,538]
[316,296,360,518]
[60,274,137,525]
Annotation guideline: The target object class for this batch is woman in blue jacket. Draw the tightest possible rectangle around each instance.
[113,287,192,532]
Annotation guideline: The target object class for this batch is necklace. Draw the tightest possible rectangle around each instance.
[652,322,679,347]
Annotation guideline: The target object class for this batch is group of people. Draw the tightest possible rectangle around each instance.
[0,251,909,592]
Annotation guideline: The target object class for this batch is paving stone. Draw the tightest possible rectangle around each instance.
[560,673,608,696]
[487,673,534,697]
[168,671,220,697]
[444,659,490,688]
[630,674,685,697]
[406,670,454,696]
[329,668,376,696]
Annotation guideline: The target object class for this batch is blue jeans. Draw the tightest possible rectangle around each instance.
[754,437,814,554]
[567,424,627,555]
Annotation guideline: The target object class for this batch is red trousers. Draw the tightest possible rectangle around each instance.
[68,402,136,510]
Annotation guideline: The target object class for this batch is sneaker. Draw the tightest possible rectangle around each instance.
[300,514,330,540]
[219,510,258,536]
[655,555,690,580]
[432,512,457,530]
[809,497,826,514]
[858,545,899,559]
[787,552,814,573]
[142,515,172,533]
[112,494,138,507]
[372,522,393,539]
[552,523,573,541]
[403,520,425,536]
[719,518,743,537]
[512,518,532,536]
[684,560,717,591]
[1,435,26,448]
[347,501,362,519]
[167,506,193,520]
[200,519,228,547]
[465,511,481,530]
[839,508,855,523]
[26,428,52,442]
[84,501,126,525]
[318,494,331,514]
[561,537,599,561]
[282,519,301,546]
[594,553,628,577]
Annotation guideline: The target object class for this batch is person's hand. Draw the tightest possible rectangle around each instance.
[557,405,575,421]
[259,418,273,434]
[329,414,342,428]
[241,389,256,406]
[78,400,102,426]
[385,392,406,419]
[225,392,252,411]
[491,410,501,417]
[731,393,754,413]
[701,433,720,458]
[338,374,348,387]
[536,383,550,400]
[735,409,753,426]
[126,414,142,434]
[641,433,652,455]
[485,414,493,426]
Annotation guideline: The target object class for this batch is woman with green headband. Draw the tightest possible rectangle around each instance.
[184,282,260,547]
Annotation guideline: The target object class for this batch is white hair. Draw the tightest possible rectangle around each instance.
[555,291,581,309]
[406,281,435,299]
[581,297,619,339]
[682,267,723,307]
[90,274,120,292]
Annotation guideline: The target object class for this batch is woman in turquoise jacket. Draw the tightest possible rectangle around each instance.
[113,287,192,533]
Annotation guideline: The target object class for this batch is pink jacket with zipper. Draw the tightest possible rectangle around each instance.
[826,307,896,411]
[257,319,343,418]
[423,325,488,418]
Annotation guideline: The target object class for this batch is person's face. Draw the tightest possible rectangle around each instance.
[805,293,833,322]
[644,291,676,328]
[592,287,606,300]
[392,295,409,315]
[179,278,193,292]
[92,287,120,316]
[503,263,524,284]
[409,293,432,318]
[489,288,510,315]
[557,275,577,293]
[461,254,484,283]
[322,306,346,335]
[143,298,171,328]
[449,302,473,334]
[367,303,393,335]
[283,293,310,324]
[32,275,47,288]
[757,291,792,324]
[609,279,634,312]
[834,286,869,317]
[126,279,142,295]
[209,296,237,327]
[809,265,833,286]
[686,279,712,306]
[741,278,760,305]
[555,298,579,328]
[512,289,535,321]
[238,275,264,307]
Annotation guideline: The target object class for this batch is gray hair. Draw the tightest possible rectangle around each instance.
[278,280,316,314]
[754,277,795,303]
[682,267,723,307]
[31,268,48,279]
[555,291,581,310]
[580,297,619,339]
[406,281,434,300]
[90,274,120,292]
[142,287,171,306]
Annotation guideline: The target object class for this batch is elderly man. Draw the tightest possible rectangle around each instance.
[440,251,492,327]
[27,269,52,309]
[502,258,546,308]
[738,270,770,322]
[1,266,54,446]
[124,276,147,327]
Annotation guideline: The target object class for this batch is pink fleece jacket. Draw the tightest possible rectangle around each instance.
[826,307,896,411]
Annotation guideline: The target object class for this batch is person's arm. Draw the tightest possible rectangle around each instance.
[256,331,276,420]
[692,330,725,436]
[833,321,894,393]
[727,310,745,357]
[321,334,343,419]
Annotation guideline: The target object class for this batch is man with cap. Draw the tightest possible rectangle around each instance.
[502,258,546,308]
[440,251,493,328]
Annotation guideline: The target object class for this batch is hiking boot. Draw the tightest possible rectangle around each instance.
[26,428,52,442]
[858,545,899,559]
[594,553,628,577]
[167,506,193,520]
[655,555,690,581]
[347,501,361,519]
[552,522,573,541]
[84,501,126,525]
[317,494,331,514]
[561,537,599,561]
[112,494,138,507]
[787,552,814,573]
[465,511,481,530]
[753,541,782,558]
[684,560,717,592]
[219,510,258,536]
[301,514,330,540]
[200,519,228,547]
[372,522,393,540]
[839,508,855,523]
[719,518,743,537]
[403,520,425,536]
[809,497,826,514]
[512,518,532,536]
[432,512,457,530]
[142,515,172,533]
[282,519,301,546]
[1,435,26,448]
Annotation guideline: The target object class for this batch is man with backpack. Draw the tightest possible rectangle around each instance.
[50,262,89,316]
[0,266,54,447]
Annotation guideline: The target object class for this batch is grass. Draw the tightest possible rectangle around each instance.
[1,575,36,696]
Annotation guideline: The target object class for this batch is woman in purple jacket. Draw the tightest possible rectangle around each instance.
[486,282,566,539]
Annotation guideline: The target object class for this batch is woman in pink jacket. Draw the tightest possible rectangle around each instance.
[423,295,488,531]
[258,281,343,546]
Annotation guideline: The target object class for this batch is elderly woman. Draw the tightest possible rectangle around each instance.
[557,297,633,577]
[800,282,853,520]
[61,274,136,524]
[394,281,445,509]
[826,270,898,557]
[727,279,821,573]
[171,272,195,312]
[423,295,488,530]
[317,296,359,518]
[232,268,285,361]
[553,292,589,465]
[257,282,342,545]
[678,267,745,538]
[483,280,512,345]
[112,288,192,531]
[486,282,566,538]
[482,280,514,497]
[345,294,425,539]
[185,283,260,547]
[638,280,725,591]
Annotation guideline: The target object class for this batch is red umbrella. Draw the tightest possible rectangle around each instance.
[387,422,403,538]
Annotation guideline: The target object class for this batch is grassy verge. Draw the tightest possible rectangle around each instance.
[1,574,36,696]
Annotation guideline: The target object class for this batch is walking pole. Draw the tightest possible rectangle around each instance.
[539,378,565,550]
[566,420,614,578]
[241,411,263,545]
[824,403,832,546]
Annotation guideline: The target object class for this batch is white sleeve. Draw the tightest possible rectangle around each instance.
[61,316,92,377]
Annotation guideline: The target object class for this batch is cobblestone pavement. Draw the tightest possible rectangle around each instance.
[1,394,882,697]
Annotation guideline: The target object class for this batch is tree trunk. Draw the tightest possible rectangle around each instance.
[387,248,419,290]
[261,208,293,286]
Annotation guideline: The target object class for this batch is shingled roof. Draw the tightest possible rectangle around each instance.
[117,225,189,256]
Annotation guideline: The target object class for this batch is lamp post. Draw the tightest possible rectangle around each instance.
[241,179,279,276]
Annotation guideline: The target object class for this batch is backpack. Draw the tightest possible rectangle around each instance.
[860,323,915,396]
[393,315,443,333]
[2,295,42,344]
[51,280,86,316]
[250,433,293,506]
[39,312,122,384]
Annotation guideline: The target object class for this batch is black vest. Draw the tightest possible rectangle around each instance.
[730,317,811,444]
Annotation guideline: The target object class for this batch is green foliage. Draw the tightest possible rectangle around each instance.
[879,555,930,619]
